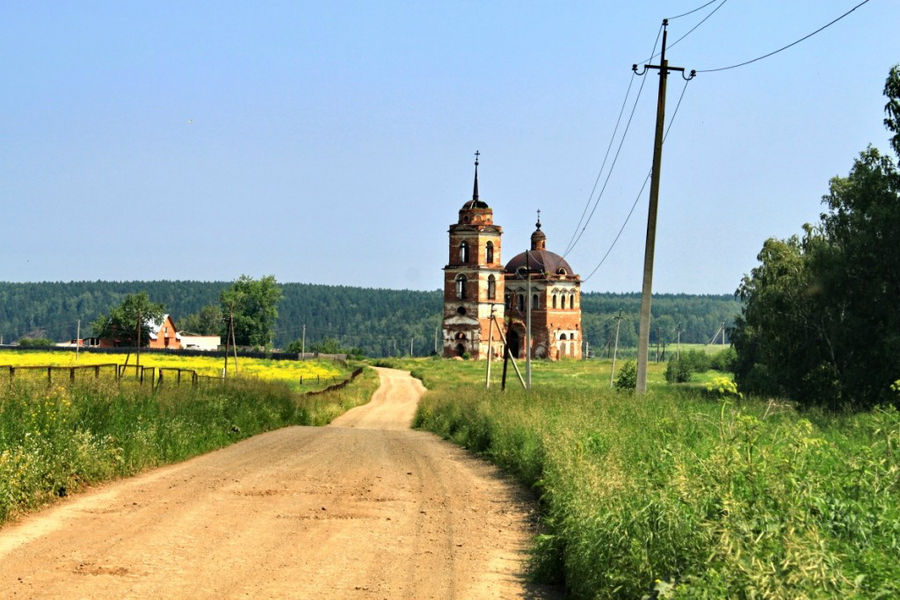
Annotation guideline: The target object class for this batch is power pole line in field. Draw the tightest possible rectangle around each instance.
[609,311,624,388]
[633,19,695,393]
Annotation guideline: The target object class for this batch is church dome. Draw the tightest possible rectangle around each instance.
[504,215,576,277]
[505,249,574,277]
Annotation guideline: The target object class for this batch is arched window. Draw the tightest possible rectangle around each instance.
[459,241,469,264]
[487,275,496,300]
[486,242,494,264]
[505,293,511,308]
[561,294,567,309]
[552,294,557,309]
[570,292,576,309]
[532,294,539,309]
[517,294,525,312]
[455,274,467,299]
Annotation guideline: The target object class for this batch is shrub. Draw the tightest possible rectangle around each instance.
[710,347,736,372]
[16,337,55,348]
[665,355,692,383]
[614,360,637,391]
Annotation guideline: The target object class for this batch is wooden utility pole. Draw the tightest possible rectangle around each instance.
[610,311,623,388]
[485,305,495,388]
[490,313,525,391]
[633,19,694,393]
[136,309,141,367]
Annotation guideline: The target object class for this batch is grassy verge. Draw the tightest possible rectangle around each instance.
[412,359,900,599]
[0,367,378,524]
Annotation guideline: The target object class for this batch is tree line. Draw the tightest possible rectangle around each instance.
[0,280,739,357]
[731,65,900,409]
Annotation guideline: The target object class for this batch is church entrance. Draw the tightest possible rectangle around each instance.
[454,332,467,357]
[507,329,521,358]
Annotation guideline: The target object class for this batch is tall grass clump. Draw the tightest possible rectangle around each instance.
[0,368,378,524]
[415,379,900,599]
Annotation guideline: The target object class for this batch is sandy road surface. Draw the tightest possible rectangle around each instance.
[0,367,558,599]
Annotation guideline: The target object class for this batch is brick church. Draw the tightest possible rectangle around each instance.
[442,155,582,360]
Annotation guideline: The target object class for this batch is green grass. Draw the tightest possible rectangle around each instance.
[410,358,900,599]
[0,368,379,524]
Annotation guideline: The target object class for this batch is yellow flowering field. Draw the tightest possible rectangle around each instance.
[0,349,345,389]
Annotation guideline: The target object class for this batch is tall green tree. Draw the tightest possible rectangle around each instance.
[220,275,283,348]
[733,66,900,409]
[92,292,165,347]
[179,304,223,335]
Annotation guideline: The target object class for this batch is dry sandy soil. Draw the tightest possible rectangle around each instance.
[0,367,560,599]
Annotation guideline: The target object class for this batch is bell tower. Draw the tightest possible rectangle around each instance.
[442,152,505,359]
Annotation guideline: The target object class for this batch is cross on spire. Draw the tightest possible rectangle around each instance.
[536,209,542,229]
[472,150,480,201]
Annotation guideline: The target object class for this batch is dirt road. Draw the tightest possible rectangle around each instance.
[0,368,558,599]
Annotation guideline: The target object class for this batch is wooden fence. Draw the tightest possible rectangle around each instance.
[0,363,361,393]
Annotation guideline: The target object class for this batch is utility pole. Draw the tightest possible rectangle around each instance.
[525,251,532,390]
[610,311,623,388]
[485,304,495,388]
[656,326,661,363]
[136,309,141,367]
[410,337,414,357]
[301,324,306,356]
[633,19,694,393]
[75,319,80,362]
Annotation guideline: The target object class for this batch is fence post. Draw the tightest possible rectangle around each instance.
[94,365,100,379]
[48,366,52,384]
[70,367,75,383]
[9,366,14,380]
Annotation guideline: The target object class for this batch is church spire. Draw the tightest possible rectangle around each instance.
[531,208,546,251]
[472,150,480,201]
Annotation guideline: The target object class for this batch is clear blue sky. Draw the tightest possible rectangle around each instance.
[2,1,898,294]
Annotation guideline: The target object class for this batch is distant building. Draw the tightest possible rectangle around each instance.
[441,155,582,360]
[179,334,221,351]
[146,314,181,349]
[97,314,181,349]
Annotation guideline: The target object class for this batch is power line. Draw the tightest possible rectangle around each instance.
[644,0,729,63]
[563,24,663,258]
[564,72,637,255]
[667,0,720,20]
[582,77,692,283]
[697,0,872,73]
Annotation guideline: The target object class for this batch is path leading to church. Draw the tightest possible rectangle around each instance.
[0,367,559,599]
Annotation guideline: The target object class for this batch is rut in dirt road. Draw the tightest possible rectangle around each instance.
[0,367,560,599]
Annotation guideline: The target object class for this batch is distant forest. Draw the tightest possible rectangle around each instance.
[0,281,740,357]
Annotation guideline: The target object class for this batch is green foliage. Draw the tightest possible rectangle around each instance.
[286,336,365,358]
[414,363,900,599]
[91,291,165,347]
[885,65,900,156]
[709,347,736,372]
[221,275,283,349]
[0,281,740,358]
[665,354,692,383]
[614,359,636,391]
[665,349,735,384]
[178,304,223,335]
[16,337,55,348]
[734,67,900,409]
